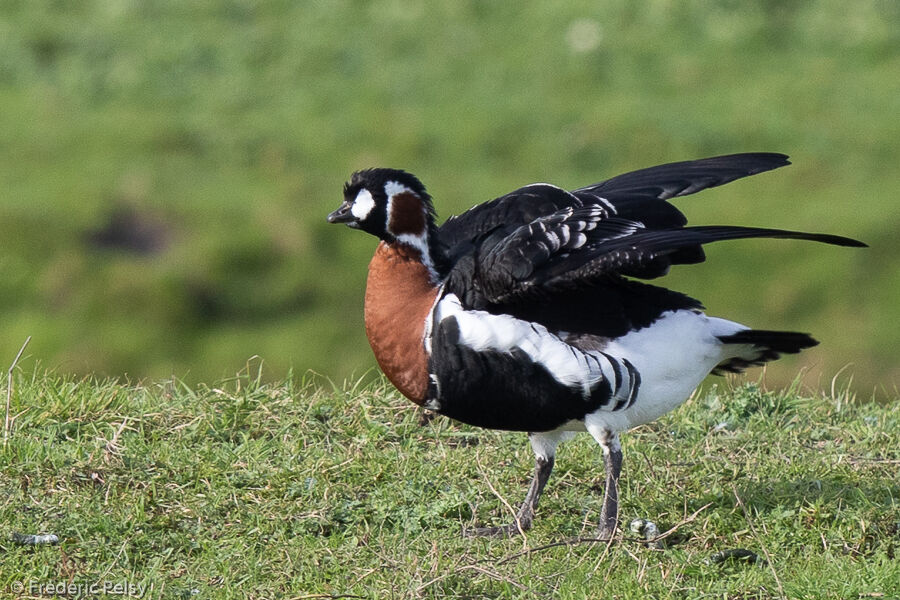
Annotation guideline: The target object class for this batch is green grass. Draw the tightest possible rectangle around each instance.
[0,1,898,393]
[2,371,898,598]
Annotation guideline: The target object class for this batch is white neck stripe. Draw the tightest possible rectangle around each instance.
[396,232,439,283]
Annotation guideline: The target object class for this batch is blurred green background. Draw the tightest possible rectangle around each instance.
[1,0,897,394]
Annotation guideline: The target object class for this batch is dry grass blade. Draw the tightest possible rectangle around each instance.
[4,336,31,446]
[494,536,613,566]
[476,451,528,546]
[647,502,713,544]
[415,563,529,594]
[103,417,131,462]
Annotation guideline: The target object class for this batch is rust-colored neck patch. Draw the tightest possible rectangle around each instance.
[364,241,440,405]
[388,191,427,236]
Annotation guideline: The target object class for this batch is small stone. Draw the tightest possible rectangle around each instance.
[11,532,59,546]
[629,518,663,549]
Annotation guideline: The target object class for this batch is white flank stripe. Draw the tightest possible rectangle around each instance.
[433,294,606,397]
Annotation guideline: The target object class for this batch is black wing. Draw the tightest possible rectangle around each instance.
[572,152,790,207]
[533,225,865,291]
[438,183,587,261]
[439,153,791,263]
[454,205,864,305]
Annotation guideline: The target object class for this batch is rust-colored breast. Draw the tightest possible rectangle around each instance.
[364,242,439,404]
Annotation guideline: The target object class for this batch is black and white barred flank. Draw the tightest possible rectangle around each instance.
[426,293,642,432]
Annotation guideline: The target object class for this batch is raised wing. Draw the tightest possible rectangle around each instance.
[439,153,792,262]
[572,152,790,209]
[460,206,865,305]
[474,207,641,301]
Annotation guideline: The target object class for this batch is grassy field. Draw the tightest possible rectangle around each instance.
[1,371,898,598]
[0,1,898,393]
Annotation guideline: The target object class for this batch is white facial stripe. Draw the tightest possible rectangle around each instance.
[384,180,411,198]
[351,188,376,220]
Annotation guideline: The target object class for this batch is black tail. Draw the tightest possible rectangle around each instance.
[714,330,819,374]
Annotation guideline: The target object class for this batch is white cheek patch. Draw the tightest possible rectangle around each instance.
[351,188,376,220]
